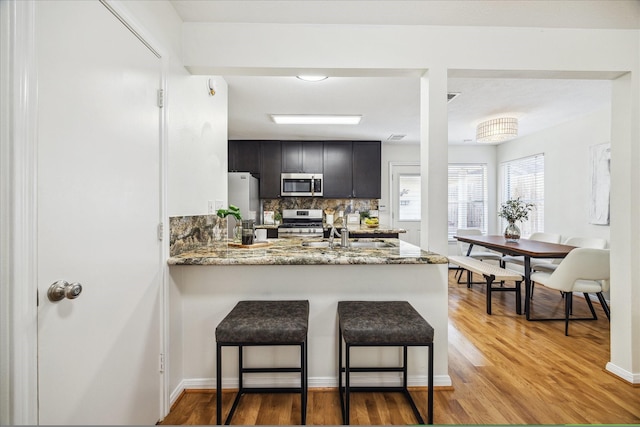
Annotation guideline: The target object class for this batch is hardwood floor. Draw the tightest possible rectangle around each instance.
[161,270,640,425]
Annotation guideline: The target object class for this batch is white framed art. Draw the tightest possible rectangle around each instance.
[589,142,611,225]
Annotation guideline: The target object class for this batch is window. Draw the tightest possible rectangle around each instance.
[448,164,488,240]
[500,154,544,238]
[398,174,421,221]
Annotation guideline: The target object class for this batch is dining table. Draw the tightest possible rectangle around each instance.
[453,234,576,320]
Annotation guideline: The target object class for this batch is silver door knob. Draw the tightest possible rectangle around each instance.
[47,280,83,302]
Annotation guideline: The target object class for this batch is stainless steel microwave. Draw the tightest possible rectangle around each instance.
[281,173,323,197]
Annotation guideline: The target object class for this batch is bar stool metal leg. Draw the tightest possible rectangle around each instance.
[216,343,222,425]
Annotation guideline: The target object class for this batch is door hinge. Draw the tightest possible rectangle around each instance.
[157,89,164,108]
[157,222,164,241]
[159,353,165,373]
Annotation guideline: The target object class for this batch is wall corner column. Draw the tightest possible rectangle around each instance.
[420,68,448,255]
[608,71,640,384]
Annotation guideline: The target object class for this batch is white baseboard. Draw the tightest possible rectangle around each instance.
[606,362,640,384]
[171,374,452,406]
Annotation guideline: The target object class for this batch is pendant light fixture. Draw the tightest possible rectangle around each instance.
[476,117,518,143]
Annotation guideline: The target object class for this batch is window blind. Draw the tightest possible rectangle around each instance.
[448,164,488,240]
[500,154,545,238]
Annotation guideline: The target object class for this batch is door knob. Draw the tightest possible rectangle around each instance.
[47,280,83,302]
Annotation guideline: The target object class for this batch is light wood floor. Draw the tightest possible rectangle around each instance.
[161,270,640,425]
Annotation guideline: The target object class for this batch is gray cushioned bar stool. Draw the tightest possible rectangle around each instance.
[337,301,434,425]
[216,300,309,425]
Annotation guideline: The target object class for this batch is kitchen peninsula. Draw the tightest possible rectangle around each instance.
[167,215,451,402]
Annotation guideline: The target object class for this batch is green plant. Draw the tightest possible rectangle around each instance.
[274,211,282,222]
[359,210,370,220]
[216,204,242,221]
[498,198,534,223]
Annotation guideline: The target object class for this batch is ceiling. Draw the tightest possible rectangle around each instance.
[170,1,629,145]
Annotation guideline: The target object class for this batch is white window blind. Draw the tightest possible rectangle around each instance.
[500,154,545,237]
[448,164,488,240]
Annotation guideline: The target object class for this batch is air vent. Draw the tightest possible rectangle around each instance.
[387,134,406,141]
[447,92,461,102]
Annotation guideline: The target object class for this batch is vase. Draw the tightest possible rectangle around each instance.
[504,221,521,242]
[233,222,242,242]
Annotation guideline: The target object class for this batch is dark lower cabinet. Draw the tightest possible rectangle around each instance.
[260,141,282,198]
[323,141,353,198]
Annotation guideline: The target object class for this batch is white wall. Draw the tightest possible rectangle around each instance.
[113,0,231,412]
[167,73,228,216]
[497,108,612,244]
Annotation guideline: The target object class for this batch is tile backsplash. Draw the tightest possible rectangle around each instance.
[169,199,378,255]
[262,198,378,216]
[169,214,226,256]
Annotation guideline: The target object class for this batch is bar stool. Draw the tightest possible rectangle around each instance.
[216,300,309,425]
[337,301,434,425]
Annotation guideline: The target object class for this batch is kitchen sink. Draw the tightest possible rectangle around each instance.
[301,240,394,249]
[349,241,395,248]
[301,241,332,248]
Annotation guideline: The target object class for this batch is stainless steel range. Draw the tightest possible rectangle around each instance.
[277,209,324,238]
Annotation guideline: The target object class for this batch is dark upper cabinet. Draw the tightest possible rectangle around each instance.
[259,141,282,198]
[228,140,261,176]
[352,141,381,198]
[323,141,353,198]
[281,141,323,173]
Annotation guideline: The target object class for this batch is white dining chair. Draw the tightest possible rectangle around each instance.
[529,248,610,336]
[452,228,501,284]
[501,231,562,271]
[532,236,608,273]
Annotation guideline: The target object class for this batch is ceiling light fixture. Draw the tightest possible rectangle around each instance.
[476,117,518,143]
[271,114,362,125]
[296,75,328,82]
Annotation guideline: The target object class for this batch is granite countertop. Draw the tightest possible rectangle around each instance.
[339,224,406,234]
[167,237,447,266]
[254,224,406,234]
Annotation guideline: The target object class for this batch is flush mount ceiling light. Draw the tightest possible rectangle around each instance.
[296,75,328,82]
[476,117,518,143]
[271,114,362,125]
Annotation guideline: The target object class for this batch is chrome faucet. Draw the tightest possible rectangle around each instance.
[329,225,341,248]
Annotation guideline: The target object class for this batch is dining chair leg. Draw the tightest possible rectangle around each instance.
[564,292,572,336]
[584,293,598,320]
[530,282,535,299]
[596,292,611,320]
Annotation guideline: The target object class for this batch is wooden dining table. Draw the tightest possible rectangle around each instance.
[454,234,576,320]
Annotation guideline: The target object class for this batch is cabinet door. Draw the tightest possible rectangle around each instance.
[323,141,353,198]
[281,141,302,173]
[260,141,282,198]
[228,140,261,175]
[302,141,323,173]
[282,141,323,173]
[352,141,381,198]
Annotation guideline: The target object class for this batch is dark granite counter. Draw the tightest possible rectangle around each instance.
[167,237,447,266]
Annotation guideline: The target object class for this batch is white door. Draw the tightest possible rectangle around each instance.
[391,164,421,246]
[36,1,163,424]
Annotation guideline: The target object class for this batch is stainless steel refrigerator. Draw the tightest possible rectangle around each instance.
[228,172,260,236]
